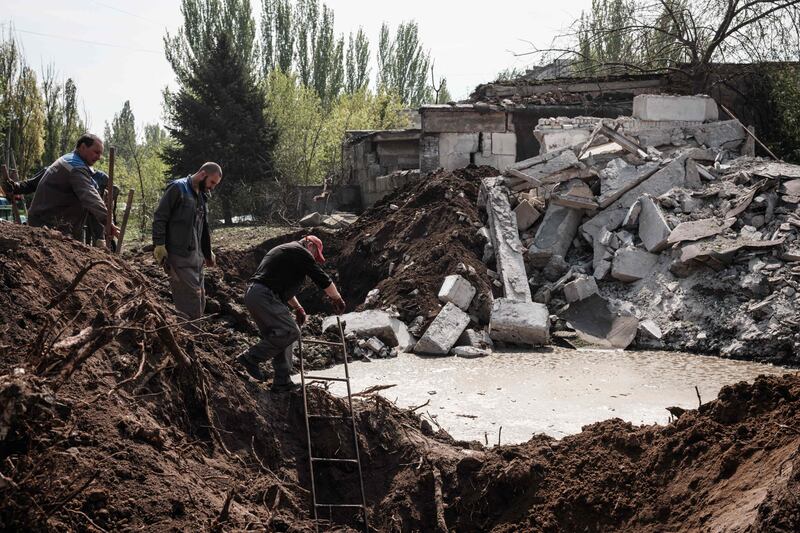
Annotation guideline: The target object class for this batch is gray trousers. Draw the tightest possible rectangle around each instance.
[243,283,300,383]
[167,252,205,320]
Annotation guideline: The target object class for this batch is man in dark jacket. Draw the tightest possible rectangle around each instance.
[152,162,222,319]
[236,235,346,392]
[27,134,118,241]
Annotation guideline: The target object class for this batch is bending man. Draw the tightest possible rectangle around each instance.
[152,162,222,319]
[236,235,346,392]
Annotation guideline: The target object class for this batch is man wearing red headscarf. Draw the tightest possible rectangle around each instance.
[236,235,346,392]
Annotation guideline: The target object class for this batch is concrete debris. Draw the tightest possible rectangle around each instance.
[457,328,494,350]
[513,200,541,232]
[507,148,580,184]
[529,204,583,267]
[638,195,671,252]
[598,159,661,208]
[580,208,627,244]
[612,247,660,282]
[323,311,415,352]
[299,211,324,227]
[438,274,477,311]
[561,294,639,349]
[638,319,663,340]
[667,217,736,244]
[563,275,598,303]
[484,182,532,301]
[489,298,550,345]
[414,302,470,355]
[686,120,746,150]
[451,346,492,358]
[365,336,386,354]
[551,179,597,210]
[612,155,688,209]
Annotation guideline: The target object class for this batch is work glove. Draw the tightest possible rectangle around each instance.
[294,306,307,327]
[154,244,168,266]
[332,297,346,315]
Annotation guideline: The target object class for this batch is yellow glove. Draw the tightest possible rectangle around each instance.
[154,244,168,265]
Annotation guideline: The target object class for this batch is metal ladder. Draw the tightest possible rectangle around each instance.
[299,316,369,532]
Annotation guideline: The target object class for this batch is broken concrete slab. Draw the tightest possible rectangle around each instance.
[489,298,550,345]
[485,184,533,301]
[299,212,323,227]
[633,94,718,122]
[562,294,639,349]
[438,274,477,311]
[551,179,598,210]
[667,217,736,244]
[638,319,663,340]
[622,201,641,228]
[580,208,627,244]
[513,200,541,232]
[611,247,660,282]
[598,159,661,208]
[612,155,688,209]
[457,328,494,349]
[323,310,415,351]
[686,120,746,150]
[563,275,599,303]
[528,204,583,267]
[508,148,579,184]
[638,196,671,252]
[414,302,470,356]
[451,346,492,358]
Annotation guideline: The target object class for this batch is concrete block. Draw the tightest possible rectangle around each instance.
[489,298,550,345]
[365,337,386,354]
[686,120,746,150]
[561,293,639,349]
[299,212,323,227]
[638,195,671,252]
[491,132,516,156]
[611,247,659,282]
[563,275,598,303]
[509,148,579,183]
[598,159,661,208]
[323,310,415,351]
[638,319,663,340]
[513,200,541,232]
[633,94,718,122]
[580,208,627,244]
[439,133,479,170]
[438,274,477,311]
[613,156,687,208]
[457,328,494,349]
[485,184,532,301]
[414,302,471,355]
[528,204,583,267]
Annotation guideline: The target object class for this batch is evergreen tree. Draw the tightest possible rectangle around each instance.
[163,28,277,223]
[41,63,63,165]
[376,21,432,106]
[109,100,137,160]
[60,78,79,153]
[345,29,370,94]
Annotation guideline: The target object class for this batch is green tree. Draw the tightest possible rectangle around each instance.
[260,0,295,74]
[40,64,63,165]
[60,78,79,153]
[345,29,370,94]
[377,21,432,106]
[108,100,137,161]
[163,25,278,223]
[9,65,45,177]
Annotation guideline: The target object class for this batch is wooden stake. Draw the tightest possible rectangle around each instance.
[116,188,135,254]
[719,104,781,161]
[105,147,116,249]
[0,164,21,224]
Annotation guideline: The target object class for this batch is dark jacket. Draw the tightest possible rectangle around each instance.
[152,176,211,259]
[250,241,332,302]
[28,152,109,239]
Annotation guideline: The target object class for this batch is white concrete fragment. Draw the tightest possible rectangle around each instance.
[638,319,663,340]
[323,310,415,351]
[299,212,323,227]
[414,302,471,355]
[457,328,494,349]
[365,337,386,354]
[438,274,477,311]
[489,298,550,345]
[598,159,661,208]
[611,247,660,282]
[451,346,492,358]
[638,196,671,252]
[513,200,541,232]
[563,275,599,303]
[633,94,718,122]
[613,156,687,208]
[485,183,532,301]
[580,208,627,244]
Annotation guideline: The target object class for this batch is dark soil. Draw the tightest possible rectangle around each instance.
[0,178,798,531]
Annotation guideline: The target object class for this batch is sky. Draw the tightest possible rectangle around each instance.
[3,0,590,133]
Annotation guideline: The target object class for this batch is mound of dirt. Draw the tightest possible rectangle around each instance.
[1,224,798,532]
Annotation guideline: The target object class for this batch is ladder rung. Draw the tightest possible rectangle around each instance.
[314,503,365,508]
[303,338,344,347]
[311,457,359,463]
[304,375,349,382]
[308,414,353,420]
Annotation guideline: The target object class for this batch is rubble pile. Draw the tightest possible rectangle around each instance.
[473,94,800,364]
[1,202,799,532]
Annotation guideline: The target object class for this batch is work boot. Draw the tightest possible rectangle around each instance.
[270,377,300,393]
[235,354,266,382]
